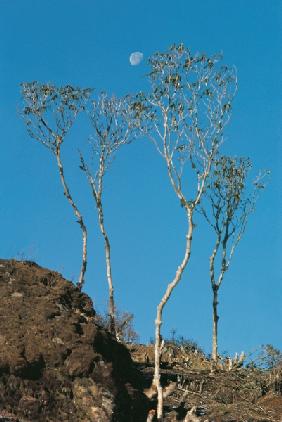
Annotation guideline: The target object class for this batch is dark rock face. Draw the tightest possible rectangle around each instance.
[0,259,148,421]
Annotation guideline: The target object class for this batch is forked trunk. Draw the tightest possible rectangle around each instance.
[79,154,116,336]
[56,147,87,289]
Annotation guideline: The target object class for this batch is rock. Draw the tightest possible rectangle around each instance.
[0,259,149,421]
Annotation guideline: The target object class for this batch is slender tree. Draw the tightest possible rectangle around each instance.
[79,93,135,336]
[21,82,91,289]
[133,44,237,420]
[201,155,268,362]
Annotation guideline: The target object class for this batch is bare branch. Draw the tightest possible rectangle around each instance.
[134,44,237,420]
[21,82,92,289]
[80,92,136,337]
[202,154,268,361]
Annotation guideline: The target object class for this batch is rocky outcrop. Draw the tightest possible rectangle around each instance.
[1,259,281,422]
[0,259,149,421]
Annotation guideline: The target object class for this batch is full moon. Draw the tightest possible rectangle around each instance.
[129,51,144,66]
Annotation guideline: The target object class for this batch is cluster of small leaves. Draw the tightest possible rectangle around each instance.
[131,44,237,206]
[79,93,137,194]
[147,43,237,162]
[89,93,135,158]
[204,156,253,233]
[21,82,92,152]
[200,155,260,283]
[130,91,156,132]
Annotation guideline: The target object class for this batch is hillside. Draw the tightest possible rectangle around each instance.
[0,259,148,421]
[0,259,281,421]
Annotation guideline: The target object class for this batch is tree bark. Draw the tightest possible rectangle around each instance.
[212,285,219,362]
[56,147,87,289]
[79,154,117,336]
[97,200,116,335]
[154,209,193,420]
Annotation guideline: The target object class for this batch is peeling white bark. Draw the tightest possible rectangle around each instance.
[154,210,193,420]
[135,46,237,418]
[97,199,115,335]
[56,145,87,289]
[21,84,91,290]
[80,154,116,336]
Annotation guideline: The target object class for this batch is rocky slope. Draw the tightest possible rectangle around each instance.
[128,344,282,421]
[0,259,148,421]
[0,259,281,422]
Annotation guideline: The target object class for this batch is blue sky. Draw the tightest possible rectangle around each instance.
[0,0,281,356]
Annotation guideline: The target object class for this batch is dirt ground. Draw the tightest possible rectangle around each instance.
[0,259,281,421]
[128,344,282,421]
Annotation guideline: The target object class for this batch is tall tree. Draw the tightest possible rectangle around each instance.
[133,44,237,420]
[201,155,268,362]
[79,93,135,336]
[21,82,91,289]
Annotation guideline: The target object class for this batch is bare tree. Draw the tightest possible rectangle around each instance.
[132,44,237,420]
[201,155,268,362]
[21,82,91,289]
[79,93,135,336]
[96,309,139,343]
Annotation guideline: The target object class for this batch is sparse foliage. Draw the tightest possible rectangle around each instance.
[133,43,237,420]
[79,93,136,336]
[18,46,271,422]
[201,155,268,362]
[21,82,92,289]
[248,345,282,370]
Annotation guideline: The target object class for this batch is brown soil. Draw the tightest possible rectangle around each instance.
[0,259,281,422]
[0,259,149,421]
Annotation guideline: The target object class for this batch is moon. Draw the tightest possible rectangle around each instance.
[129,51,144,66]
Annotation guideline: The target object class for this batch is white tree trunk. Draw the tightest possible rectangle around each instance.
[56,148,87,289]
[153,209,193,420]
[97,201,116,335]
[79,154,116,335]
